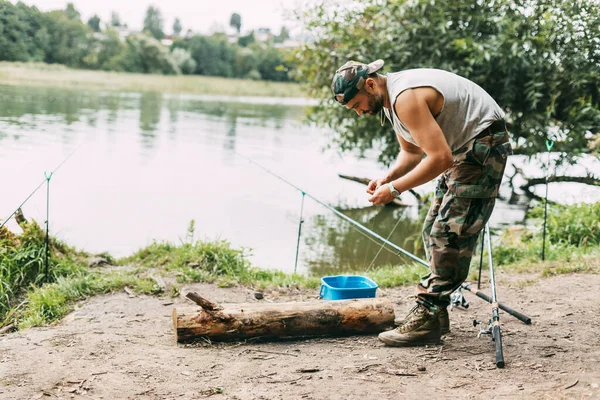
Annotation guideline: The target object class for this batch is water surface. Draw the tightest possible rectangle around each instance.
[0,84,595,275]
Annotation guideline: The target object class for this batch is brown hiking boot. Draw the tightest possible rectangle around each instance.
[379,301,442,347]
[394,306,449,335]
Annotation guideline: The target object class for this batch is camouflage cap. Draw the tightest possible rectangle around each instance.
[331,59,384,105]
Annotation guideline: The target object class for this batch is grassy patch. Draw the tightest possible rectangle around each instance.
[120,239,322,290]
[0,219,88,322]
[0,61,306,98]
[17,271,161,329]
[364,264,424,288]
[493,202,600,267]
[5,202,600,331]
[120,238,429,291]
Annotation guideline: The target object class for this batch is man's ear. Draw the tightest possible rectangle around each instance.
[364,77,376,93]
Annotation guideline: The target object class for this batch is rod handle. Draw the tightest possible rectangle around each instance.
[493,325,505,368]
[462,284,532,325]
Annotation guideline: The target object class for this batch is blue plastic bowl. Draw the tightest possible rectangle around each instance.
[319,275,378,300]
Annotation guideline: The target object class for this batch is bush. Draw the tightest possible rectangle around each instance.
[170,48,196,75]
[492,202,600,266]
[528,202,600,247]
[246,69,262,80]
[0,220,86,322]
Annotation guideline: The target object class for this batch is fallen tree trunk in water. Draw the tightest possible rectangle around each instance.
[509,164,600,203]
[173,293,395,343]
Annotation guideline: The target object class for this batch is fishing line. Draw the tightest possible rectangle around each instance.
[236,152,429,267]
[366,215,402,271]
[0,140,86,229]
[238,153,534,327]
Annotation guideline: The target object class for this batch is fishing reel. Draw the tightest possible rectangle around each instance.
[450,288,469,310]
[473,319,493,338]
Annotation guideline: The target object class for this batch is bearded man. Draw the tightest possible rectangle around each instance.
[331,60,512,346]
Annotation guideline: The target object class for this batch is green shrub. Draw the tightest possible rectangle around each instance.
[528,202,600,247]
[0,220,87,321]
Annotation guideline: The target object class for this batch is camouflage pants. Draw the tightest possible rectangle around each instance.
[417,121,512,307]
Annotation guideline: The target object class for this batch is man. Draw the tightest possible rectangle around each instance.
[331,60,512,347]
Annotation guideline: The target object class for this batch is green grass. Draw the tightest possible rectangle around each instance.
[4,201,600,331]
[17,271,161,329]
[0,219,88,322]
[0,61,306,97]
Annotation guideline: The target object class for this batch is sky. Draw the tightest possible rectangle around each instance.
[18,0,307,36]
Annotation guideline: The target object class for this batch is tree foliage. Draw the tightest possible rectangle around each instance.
[64,2,80,21]
[110,11,121,27]
[143,6,164,40]
[87,14,101,32]
[274,26,290,44]
[230,12,241,34]
[0,1,45,62]
[42,9,91,67]
[238,31,255,47]
[171,47,196,74]
[0,1,295,81]
[173,17,182,37]
[295,0,600,164]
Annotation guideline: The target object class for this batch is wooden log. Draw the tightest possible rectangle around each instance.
[173,296,395,343]
[185,292,222,311]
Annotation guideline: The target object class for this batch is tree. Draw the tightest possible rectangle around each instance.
[274,26,289,44]
[296,0,600,165]
[64,2,80,21]
[42,9,92,67]
[143,5,164,40]
[95,28,127,71]
[237,31,255,47]
[179,34,236,77]
[110,11,121,27]
[87,14,101,32]
[121,33,180,74]
[171,47,196,74]
[0,1,45,62]
[173,17,182,37]
[256,46,291,81]
[229,12,241,34]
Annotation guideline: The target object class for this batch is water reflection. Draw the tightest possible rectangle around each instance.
[304,204,427,276]
[139,92,162,148]
[0,85,300,151]
[1,84,571,274]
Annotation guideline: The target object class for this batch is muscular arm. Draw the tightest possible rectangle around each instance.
[390,87,453,194]
[383,134,424,182]
[368,87,453,204]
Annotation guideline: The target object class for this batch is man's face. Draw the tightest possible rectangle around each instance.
[345,90,384,117]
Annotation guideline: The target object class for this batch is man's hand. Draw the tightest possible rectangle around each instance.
[368,184,394,205]
[366,178,387,195]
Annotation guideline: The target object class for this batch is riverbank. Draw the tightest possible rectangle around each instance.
[2,202,599,330]
[2,271,600,399]
[0,62,306,97]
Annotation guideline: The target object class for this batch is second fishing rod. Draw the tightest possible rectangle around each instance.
[239,153,531,325]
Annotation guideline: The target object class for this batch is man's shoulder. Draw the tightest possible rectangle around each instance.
[390,68,458,79]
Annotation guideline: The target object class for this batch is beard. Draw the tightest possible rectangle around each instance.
[366,92,384,115]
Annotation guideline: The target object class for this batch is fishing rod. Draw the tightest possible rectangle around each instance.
[239,153,531,325]
[237,153,426,266]
[0,140,85,229]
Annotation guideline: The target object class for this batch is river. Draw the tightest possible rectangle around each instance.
[0,84,597,275]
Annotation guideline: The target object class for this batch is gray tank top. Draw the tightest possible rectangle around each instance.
[383,69,504,152]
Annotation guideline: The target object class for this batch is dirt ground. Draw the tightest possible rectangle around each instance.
[1,272,600,400]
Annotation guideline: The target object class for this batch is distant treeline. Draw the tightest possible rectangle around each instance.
[0,1,296,81]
